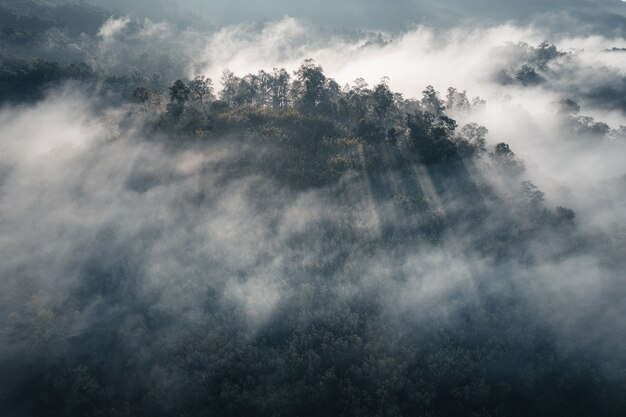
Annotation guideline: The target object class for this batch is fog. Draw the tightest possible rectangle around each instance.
[89,15,626,225]
[1,1,626,416]
[63,0,626,33]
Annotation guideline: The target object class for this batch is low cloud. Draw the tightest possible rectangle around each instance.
[1,4,626,415]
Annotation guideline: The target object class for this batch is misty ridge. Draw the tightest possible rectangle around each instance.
[1,1,626,417]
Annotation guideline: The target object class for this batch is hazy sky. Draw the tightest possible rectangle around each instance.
[84,0,626,31]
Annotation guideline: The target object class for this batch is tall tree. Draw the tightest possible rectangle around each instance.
[270,68,290,110]
[188,75,214,117]
[421,85,444,116]
[294,59,327,112]
[167,79,190,119]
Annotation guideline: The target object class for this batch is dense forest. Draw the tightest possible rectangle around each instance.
[1,2,626,417]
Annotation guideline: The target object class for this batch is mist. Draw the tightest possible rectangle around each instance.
[52,0,626,33]
[1,1,626,416]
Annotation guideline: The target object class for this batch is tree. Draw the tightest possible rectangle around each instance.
[407,110,435,141]
[220,70,239,107]
[294,59,327,112]
[167,79,190,119]
[555,206,576,225]
[490,142,524,174]
[521,181,545,207]
[372,79,394,123]
[420,85,444,116]
[133,85,164,113]
[188,75,214,117]
[432,115,457,140]
[254,70,272,107]
[270,68,290,110]
[570,115,610,136]
[406,110,457,163]
[457,123,488,154]
[514,64,543,86]
[237,74,258,106]
[535,41,562,70]
[133,86,150,104]
[446,87,470,112]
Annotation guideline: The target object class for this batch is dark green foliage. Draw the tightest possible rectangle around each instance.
[0,0,110,38]
[0,59,95,101]
[455,123,488,157]
[294,59,330,113]
[2,17,624,414]
[514,64,544,86]
[406,111,459,164]
[0,58,166,104]
[421,85,445,115]
[490,142,525,175]
[555,206,576,225]
[188,75,214,117]
[167,79,190,119]
[495,41,564,86]
[145,61,492,172]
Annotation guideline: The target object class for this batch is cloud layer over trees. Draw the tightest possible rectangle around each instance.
[1,1,626,416]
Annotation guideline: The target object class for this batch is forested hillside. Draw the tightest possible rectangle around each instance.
[1,2,626,417]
